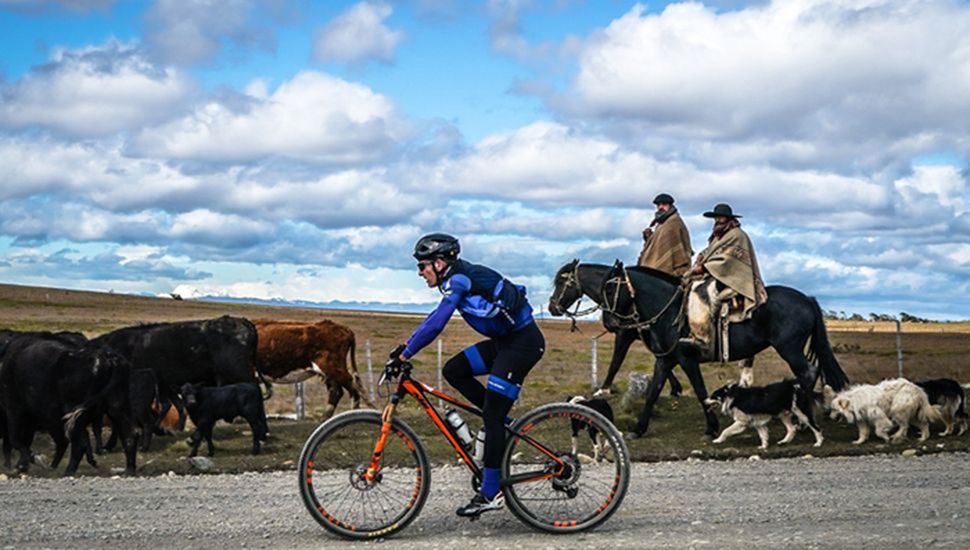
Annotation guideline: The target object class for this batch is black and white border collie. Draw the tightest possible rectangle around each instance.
[704,379,823,449]
[915,378,968,436]
[568,396,616,462]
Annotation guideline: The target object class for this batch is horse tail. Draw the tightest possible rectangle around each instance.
[808,297,850,391]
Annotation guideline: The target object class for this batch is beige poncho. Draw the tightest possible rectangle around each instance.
[637,210,693,276]
[698,226,767,319]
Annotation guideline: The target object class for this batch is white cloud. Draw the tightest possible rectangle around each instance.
[314,1,405,65]
[433,121,890,220]
[0,41,194,137]
[132,71,411,163]
[567,0,970,171]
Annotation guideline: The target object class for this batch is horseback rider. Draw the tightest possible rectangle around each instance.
[637,192,693,277]
[387,233,545,518]
[680,204,767,358]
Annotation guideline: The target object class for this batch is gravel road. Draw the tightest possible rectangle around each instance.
[2,452,968,549]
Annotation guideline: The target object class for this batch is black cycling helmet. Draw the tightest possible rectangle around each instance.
[413,233,460,262]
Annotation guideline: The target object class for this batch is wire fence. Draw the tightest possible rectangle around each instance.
[289,321,908,417]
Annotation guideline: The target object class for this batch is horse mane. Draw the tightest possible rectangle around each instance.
[625,265,682,287]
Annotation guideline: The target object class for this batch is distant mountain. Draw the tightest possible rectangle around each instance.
[189,295,434,314]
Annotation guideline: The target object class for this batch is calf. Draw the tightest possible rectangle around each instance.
[180,383,268,457]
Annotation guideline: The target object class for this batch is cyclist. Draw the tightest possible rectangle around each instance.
[387,233,545,517]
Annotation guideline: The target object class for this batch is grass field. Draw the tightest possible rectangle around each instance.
[1,282,968,478]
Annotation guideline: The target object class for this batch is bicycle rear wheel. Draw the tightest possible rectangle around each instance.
[298,410,430,540]
[502,402,630,533]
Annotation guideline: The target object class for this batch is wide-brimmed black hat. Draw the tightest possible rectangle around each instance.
[652,193,675,205]
[703,203,742,219]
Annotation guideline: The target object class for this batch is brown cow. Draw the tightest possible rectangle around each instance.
[253,319,374,418]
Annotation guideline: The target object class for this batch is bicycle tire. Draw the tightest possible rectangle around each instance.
[502,402,630,533]
[298,410,430,540]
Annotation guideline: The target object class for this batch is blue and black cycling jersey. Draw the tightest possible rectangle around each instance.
[402,259,534,359]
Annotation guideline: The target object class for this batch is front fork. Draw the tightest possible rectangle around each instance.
[363,400,398,482]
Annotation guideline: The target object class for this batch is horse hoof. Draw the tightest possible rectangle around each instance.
[702,433,715,442]
[624,431,644,441]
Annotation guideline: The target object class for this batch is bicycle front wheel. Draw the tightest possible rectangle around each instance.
[298,410,430,540]
[502,402,630,533]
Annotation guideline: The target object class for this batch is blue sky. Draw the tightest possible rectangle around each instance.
[1,0,969,320]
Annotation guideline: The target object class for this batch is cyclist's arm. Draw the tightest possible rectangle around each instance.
[401,274,470,359]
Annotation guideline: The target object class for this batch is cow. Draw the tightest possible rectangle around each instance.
[0,333,138,475]
[0,330,93,470]
[180,382,268,457]
[90,316,272,421]
[0,407,9,469]
[253,319,374,419]
[95,369,178,453]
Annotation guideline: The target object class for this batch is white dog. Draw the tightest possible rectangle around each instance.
[825,379,940,444]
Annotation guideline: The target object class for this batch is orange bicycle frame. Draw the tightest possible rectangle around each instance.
[364,367,566,487]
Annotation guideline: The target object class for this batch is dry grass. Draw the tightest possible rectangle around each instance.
[2,282,968,477]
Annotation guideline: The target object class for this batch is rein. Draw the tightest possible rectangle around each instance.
[601,266,683,357]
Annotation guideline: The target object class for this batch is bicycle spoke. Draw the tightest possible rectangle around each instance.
[299,411,430,540]
[502,403,630,533]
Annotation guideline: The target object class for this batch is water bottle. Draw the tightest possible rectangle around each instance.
[445,409,473,448]
[473,428,486,463]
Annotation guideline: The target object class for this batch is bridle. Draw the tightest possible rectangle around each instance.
[601,265,684,357]
[550,262,601,332]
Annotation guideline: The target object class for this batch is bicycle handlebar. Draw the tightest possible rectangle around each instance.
[378,359,413,386]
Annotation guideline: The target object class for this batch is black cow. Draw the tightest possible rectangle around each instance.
[0,330,91,470]
[180,382,268,457]
[0,329,87,350]
[0,407,9,469]
[91,316,271,415]
[95,368,170,453]
[0,333,137,475]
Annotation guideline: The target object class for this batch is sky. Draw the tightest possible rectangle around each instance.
[1,0,969,320]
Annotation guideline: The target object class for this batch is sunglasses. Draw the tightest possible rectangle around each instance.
[417,261,433,271]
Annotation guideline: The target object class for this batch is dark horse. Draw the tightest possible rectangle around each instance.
[548,260,683,397]
[552,260,850,439]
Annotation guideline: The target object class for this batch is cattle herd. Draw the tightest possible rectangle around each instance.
[0,316,369,476]
[2,314,967,478]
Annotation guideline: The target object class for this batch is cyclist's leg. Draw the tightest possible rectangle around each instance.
[442,340,498,408]
[480,323,545,500]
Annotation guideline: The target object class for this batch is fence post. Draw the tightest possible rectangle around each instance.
[895,319,903,378]
[437,339,444,407]
[366,339,375,402]
[295,382,305,420]
[591,337,598,389]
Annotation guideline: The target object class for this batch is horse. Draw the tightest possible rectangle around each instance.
[598,260,850,438]
[548,260,685,398]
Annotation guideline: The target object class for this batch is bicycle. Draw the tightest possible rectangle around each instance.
[297,359,631,540]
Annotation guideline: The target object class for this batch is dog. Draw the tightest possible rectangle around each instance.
[914,378,968,436]
[703,379,823,449]
[568,396,617,462]
[824,378,940,444]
